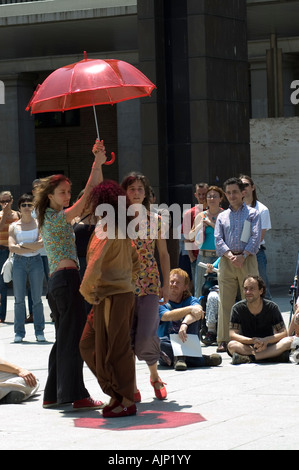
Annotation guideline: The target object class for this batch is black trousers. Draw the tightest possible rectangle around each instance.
[44,268,89,404]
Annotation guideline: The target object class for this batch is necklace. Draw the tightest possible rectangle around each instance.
[208,209,221,221]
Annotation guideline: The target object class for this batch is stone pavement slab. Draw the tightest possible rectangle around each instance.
[0,287,298,452]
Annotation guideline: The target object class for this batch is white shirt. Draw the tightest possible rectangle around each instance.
[252,200,271,246]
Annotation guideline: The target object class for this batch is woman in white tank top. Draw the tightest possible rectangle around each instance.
[8,194,45,343]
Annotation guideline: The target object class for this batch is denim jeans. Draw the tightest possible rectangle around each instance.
[256,247,272,300]
[0,248,9,321]
[12,254,45,338]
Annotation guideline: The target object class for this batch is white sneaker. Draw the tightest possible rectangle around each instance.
[14,335,23,343]
[36,334,46,342]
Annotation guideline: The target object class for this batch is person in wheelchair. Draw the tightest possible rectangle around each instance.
[199,260,219,346]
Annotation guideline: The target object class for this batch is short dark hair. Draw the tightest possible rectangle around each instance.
[223,177,245,192]
[18,193,33,209]
[243,275,266,298]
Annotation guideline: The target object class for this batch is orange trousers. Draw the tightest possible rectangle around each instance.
[79,292,135,403]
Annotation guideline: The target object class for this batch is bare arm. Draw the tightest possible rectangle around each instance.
[160,304,204,323]
[229,327,254,345]
[0,357,37,387]
[8,224,42,254]
[65,140,106,223]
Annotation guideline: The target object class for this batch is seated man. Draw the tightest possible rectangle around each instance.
[158,268,222,371]
[228,275,293,364]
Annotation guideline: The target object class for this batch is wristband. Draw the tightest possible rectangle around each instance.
[181,322,188,327]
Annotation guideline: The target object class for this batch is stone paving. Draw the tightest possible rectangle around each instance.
[0,287,298,451]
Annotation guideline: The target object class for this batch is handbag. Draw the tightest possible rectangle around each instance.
[1,253,14,283]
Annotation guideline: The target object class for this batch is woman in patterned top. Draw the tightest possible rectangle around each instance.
[34,139,107,411]
[121,172,170,401]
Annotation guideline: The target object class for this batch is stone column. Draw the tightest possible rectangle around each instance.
[137,0,250,206]
[0,73,36,200]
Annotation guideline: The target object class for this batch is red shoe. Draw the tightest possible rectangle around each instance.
[102,400,121,413]
[150,377,167,400]
[73,397,105,411]
[102,403,137,418]
[134,389,141,402]
[42,401,58,408]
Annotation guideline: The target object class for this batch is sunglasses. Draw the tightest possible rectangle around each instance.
[20,203,33,208]
[0,200,12,204]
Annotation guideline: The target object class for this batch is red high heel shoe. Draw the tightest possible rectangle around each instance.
[102,403,137,418]
[150,377,167,400]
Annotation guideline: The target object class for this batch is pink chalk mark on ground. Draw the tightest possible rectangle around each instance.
[74,410,206,431]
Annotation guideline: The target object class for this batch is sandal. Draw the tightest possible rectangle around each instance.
[150,377,167,400]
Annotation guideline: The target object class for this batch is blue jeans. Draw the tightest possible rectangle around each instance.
[256,247,272,300]
[0,248,9,321]
[12,254,45,338]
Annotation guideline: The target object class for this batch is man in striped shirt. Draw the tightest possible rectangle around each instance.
[214,177,261,353]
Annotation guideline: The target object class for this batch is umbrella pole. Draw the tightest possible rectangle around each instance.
[93,105,100,141]
[92,104,115,166]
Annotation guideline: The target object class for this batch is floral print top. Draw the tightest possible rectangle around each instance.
[133,211,161,297]
[41,208,79,274]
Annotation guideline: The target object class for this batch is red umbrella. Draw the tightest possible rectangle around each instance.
[26,52,156,165]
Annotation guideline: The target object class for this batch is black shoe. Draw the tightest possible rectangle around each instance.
[1,391,25,404]
[201,331,217,346]
[231,353,252,365]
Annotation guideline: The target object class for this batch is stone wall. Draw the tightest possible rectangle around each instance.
[250,117,299,287]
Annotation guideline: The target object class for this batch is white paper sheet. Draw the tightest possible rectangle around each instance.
[240,219,251,243]
[170,334,202,357]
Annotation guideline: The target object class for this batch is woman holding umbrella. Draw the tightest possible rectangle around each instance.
[34,139,107,411]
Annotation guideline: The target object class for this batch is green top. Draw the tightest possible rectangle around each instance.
[40,207,79,274]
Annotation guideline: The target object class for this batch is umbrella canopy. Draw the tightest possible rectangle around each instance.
[26,53,156,165]
[26,55,156,113]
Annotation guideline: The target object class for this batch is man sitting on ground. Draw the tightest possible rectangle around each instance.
[158,268,222,371]
[228,275,293,364]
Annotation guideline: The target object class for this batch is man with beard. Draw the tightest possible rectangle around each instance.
[228,276,293,364]
[158,268,222,371]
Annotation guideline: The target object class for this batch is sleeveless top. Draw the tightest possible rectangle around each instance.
[12,223,40,257]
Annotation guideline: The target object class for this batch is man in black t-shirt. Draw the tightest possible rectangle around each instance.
[228,276,293,364]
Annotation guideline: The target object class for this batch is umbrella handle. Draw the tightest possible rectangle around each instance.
[104,152,115,166]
